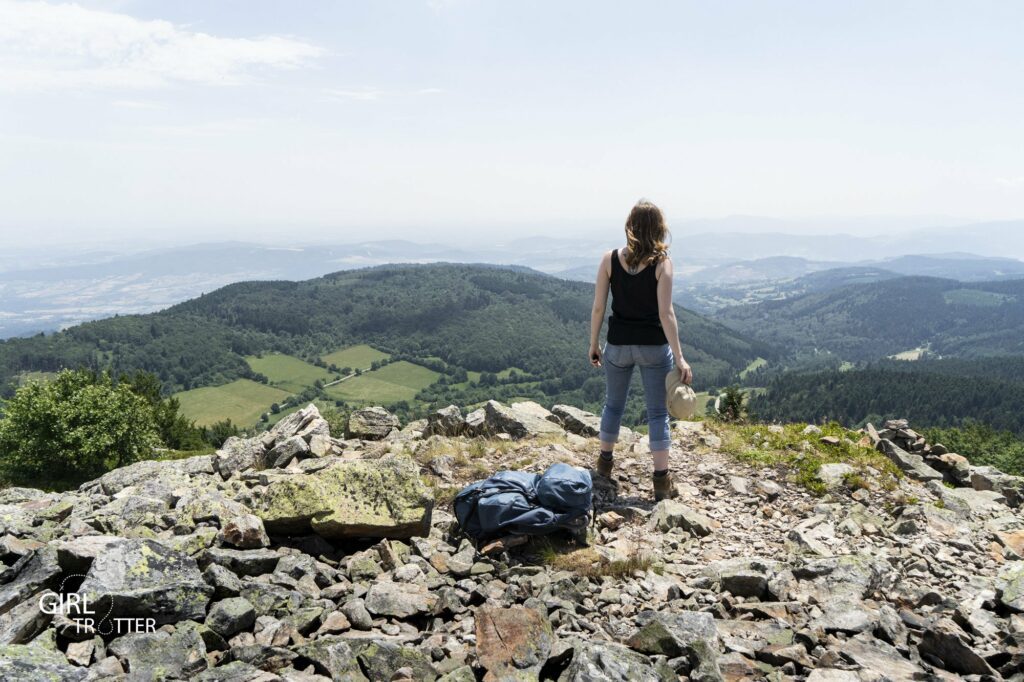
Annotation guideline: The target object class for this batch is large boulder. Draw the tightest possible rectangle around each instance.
[971,465,1024,507]
[648,500,713,537]
[257,455,433,540]
[875,439,942,482]
[475,605,553,681]
[365,582,438,618]
[213,436,266,479]
[0,644,87,682]
[426,405,466,437]
[557,639,674,682]
[625,610,722,682]
[77,539,213,625]
[0,548,61,615]
[481,400,564,439]
[552,405,601,437]
[347,406,400,440]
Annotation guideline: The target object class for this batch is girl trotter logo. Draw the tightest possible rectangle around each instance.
[40,575,156,636]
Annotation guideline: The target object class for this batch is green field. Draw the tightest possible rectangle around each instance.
[175,379,291,427]
[246,353,334,393]
[326,360,440,404]
[321,344,390,369]
[17,371,55,385]
[943,289,1014,307]
[739,357,767,380]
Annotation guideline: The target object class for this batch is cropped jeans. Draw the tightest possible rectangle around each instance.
[599,342,673,452]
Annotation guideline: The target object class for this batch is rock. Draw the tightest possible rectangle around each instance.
[258,455,433,540]
[705,558,779,599]
[0,644,87,682]
[365,582,438,618]
[816,463,854,488]
[481,400,563,439]
[551,405,601,437]
[475,605,552,681]
[802,425,822,436]
[53,536,124,573]
[0,591,50,645]
[218,514,270,549]
[875,439,942,482]
[0,548,61,615]
[998,562,1024,611]
[786,528,834,557]
[971,465,1024,507]
[625,610,722,681]
[917,617,996,676]
[294,637,367,680]
[107,623,208,679]
[341,599,373,630]
[207,597,257,638]
[78,539,213,625]
[935,453,971,485]
[426,405,466,437]
[350,640,438,682]
[347,406,400,440]
[265,435,310,468]
[557,639,673,681]
[649,500,713,537]
[929,482,1007,516]
[839,634,925,679]
[203,547,280,577]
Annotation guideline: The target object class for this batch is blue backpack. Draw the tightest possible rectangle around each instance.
[453,463,593,542]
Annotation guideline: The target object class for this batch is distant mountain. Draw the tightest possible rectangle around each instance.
[0,264,773,404]
[715,276,1024,361]
[887,221,1024,260]
[874,253,1024,280]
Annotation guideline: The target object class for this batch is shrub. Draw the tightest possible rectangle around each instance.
[0,370,158,488]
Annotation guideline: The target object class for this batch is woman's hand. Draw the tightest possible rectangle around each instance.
[677,359,693,385]
[589,344,602,367]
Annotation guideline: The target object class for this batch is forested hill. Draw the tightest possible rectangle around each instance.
[715,275,1024,361]
[0,263,772,396]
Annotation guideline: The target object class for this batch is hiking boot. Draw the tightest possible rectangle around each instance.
[653,472,678,501]
[595,454,613,479]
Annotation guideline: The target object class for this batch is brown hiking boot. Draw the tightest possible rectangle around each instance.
[595,454,613,479]
[653,472,678,501]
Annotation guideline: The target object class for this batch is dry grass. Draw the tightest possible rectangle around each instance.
[532,537,657,578]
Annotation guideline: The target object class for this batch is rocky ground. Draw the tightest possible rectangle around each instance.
[1,400,1023,681]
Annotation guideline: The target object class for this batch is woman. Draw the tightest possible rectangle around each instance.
[588,200,692,501]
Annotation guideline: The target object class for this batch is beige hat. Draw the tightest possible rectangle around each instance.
[665,370,698,420]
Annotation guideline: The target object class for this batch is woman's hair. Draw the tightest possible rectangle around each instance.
[624,199,670,270]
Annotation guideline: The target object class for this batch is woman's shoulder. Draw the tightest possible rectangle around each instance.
[655,255,674,278]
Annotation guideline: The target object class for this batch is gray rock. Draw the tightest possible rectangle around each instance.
[649,500,713,537]
[347,406,400,440]
[364,582,438,618]
[293,636,368,681]
[875,439,942,481]
[557,639,674,681]
[78,539,213,625]
[0,644,87,682]
[203,547,280,577]
[341,599,373,630]
[971,465,1024,507]
[816,463,854,488]
[998,561,1024,611]
[266,435,310,468]
[0,590,51,645]
[203,563,243,599]
[425,405,466,437]
[917,617,996,676]
[0,548,61,615]
[551,405,601,437]
[481,400,563,439]
[625,610,722,682]
[207,597,257,638]
[107,622,208,679]
[349,640,438,682]
[214,437,266,479]
[53,536,124,574]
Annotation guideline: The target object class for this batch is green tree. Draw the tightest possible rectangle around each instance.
[0,369,158,488]
[717,385,747,423]
[121,371,205,450]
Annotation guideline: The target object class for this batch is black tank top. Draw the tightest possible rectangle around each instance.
[607,249,668,345]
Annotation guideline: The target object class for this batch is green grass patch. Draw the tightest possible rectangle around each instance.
[321,344,390,369]
[326,360,440,405]
[175,379,291,427]
[531,537,657,578]
[715,421,902,495]
[245,353,334,393]
[739,357,767,379]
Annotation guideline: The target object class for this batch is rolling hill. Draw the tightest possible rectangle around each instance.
[0,264,773,426]
[715,276,1024,362]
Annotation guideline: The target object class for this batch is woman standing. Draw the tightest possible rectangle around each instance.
[588,200,692,501]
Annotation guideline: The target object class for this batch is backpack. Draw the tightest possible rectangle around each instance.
[453,463,593,542]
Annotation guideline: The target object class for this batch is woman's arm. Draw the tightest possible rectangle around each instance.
[589,251,612,366]
[657,258,693,384]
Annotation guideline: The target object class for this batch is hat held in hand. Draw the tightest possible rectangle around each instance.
[665,370,698,420]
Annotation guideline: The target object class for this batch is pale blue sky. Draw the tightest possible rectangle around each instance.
[1,0,1022,247]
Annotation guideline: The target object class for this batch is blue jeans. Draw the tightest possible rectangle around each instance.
[599,343,673,452]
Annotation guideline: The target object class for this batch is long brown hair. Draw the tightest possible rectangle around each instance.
[624,199,670,270]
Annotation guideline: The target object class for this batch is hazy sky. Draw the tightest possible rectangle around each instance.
[1,0,1022,248]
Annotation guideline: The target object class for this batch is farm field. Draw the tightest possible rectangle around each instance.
[175,379,290,427]
[326,360,440,404]
[321,344,390,369]
[245,353,335,393]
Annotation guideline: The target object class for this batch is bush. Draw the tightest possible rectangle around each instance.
[0,370,159,488]
[717,385,747,422]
